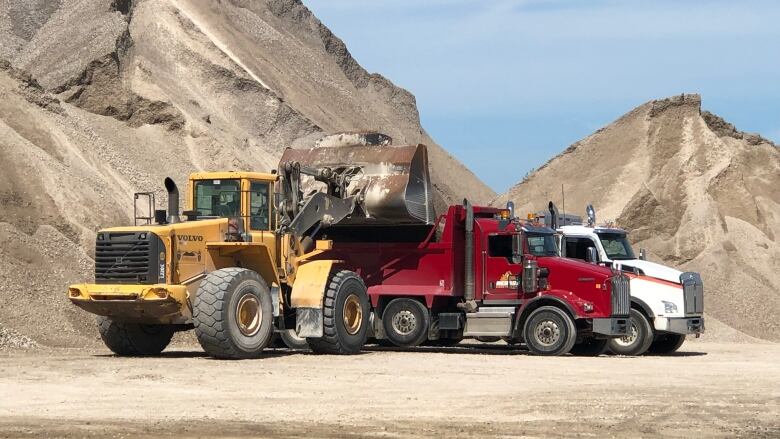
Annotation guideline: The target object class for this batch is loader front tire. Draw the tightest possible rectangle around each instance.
[307,270,369,355]
[193,268,274,359]
[97,316,174,356]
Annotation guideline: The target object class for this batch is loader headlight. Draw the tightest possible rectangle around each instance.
[662,301,678,314]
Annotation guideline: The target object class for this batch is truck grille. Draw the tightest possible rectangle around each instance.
[610,274,630,317]
[680,272,704,315]
[95,232,162,285]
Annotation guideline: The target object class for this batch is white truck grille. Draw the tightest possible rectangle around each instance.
[680,272,704,315]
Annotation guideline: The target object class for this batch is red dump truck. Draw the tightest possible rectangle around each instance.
[310,202,631,356]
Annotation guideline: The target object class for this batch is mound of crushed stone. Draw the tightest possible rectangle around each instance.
[0,0,493,346]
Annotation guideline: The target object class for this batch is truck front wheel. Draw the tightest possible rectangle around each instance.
[382,298,430,347]
[607,309,653,356]
[522,306,577,356]
[193,268,274,359]
[307,270,370,355]
[97,316,174,356]
[647,333,685,354]
[570,337,608,356]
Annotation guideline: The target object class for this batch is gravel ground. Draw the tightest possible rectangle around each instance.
[0,342,777,438]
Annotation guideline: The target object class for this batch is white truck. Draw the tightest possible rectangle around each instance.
[540,203,704,355]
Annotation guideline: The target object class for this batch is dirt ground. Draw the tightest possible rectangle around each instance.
[0,341,778,438]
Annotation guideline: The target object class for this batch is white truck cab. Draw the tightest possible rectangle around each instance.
[542,204,704,355]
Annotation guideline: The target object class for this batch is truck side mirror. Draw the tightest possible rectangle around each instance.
[586,247,598,264]
[512,234,522,264]
[522,258,539,293]
[639,248,647,261]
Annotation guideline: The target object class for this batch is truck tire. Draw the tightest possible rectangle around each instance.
[570,337,608,356]
[647,333,686,354]
[307,270,370,354]
[382,298,430,348]
[280,329,310,350]
[193,268,274,359]
[607,309,654,356]
[97,316,174,356]
[522,306,577,356]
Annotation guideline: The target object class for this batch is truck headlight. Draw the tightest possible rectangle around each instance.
[662,300,678,314]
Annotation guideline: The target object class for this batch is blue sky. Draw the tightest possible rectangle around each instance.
[304,0,780,193]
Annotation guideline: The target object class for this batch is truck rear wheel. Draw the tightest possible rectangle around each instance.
[307,270,369,355]
[193,268,274,359]
[648,333,685,354]
[607,309,653,356]
[97,316,174,356]
[570,337,608,356]
[280,329,310,350]
[382,298,430,347]
[523,306,577,356]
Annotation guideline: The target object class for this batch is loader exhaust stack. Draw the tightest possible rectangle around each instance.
[279,132,435,227]
[164,177,180,224]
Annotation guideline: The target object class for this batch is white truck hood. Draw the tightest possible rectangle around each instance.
[617,259,682,284]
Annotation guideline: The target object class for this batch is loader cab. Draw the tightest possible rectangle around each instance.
[187,171,278,238]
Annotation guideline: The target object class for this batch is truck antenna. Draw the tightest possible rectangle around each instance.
[561,184,566,226]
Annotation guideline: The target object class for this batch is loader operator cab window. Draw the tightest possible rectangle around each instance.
[564,237,599,261]
[194,179,240,218]
[250,182,270,231]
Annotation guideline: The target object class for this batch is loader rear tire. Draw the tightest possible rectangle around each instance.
[97,316,174,356]
[193,268,274,359]
[647,333,686,354]
[523,306,577,356]
[307,270,369,355]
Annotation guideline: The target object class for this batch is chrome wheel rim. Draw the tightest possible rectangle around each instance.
[615,322,638,347]
[535,320,561,346]
[236,294,261,337]
[392,310,417,335]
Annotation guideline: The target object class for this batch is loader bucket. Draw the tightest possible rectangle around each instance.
[279,132,435,225]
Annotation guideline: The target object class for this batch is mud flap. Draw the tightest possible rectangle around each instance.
[296,308,324,338]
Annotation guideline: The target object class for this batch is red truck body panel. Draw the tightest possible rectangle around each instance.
[316,205,616,320]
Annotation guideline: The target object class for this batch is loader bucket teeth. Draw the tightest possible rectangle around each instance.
[279,132,435,225]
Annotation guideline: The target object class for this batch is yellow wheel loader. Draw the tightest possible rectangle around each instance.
[68,132,434,358]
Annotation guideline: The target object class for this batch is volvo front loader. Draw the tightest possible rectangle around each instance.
[68,132,434,358]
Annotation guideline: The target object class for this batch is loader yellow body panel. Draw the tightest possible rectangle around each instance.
[68,283,190,324]
[290,260,335,308]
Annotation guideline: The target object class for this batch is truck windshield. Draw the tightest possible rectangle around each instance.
[526,233,558,257]
[194,179,241,217]
[596,232,636,260]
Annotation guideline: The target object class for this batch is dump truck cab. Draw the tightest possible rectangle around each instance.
[542,203,704,355]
